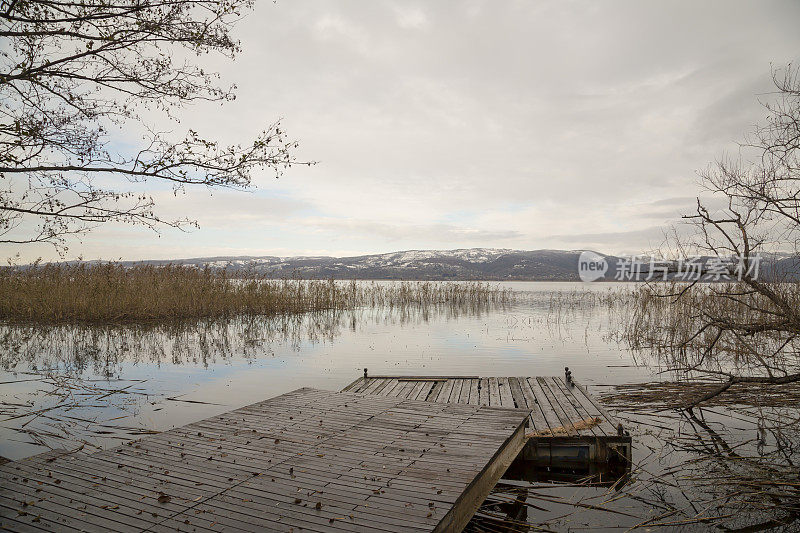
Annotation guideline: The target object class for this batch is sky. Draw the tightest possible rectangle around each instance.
[8,0,800,262]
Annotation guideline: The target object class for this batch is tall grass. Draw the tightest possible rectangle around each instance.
[0,263,512,323]
[604,282,800,380]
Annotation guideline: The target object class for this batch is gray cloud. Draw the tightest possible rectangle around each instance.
[299,217,523,244]
[5,0,800,262]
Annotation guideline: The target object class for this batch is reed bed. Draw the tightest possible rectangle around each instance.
[611,282,800,352]
[0,263,512,323]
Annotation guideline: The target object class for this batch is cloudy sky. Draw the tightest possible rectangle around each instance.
[9,0,800,262]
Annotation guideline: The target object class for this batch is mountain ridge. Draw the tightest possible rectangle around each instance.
[84,247,800,282]
[108,248,612,281]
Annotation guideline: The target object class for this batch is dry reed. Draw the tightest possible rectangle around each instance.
[0,263,512,323]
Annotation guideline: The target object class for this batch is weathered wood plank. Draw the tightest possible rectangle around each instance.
[507,378,527,413]
[383,380,408,398]
[458,379,472,404]
[0,388,529,533]
[542,376,595,437]
[361,377,384,394]
[497,377,515,409]
[375,378,400,397]
[487,377,501,407]
[367,376,481,380]
[467,378,479,405]
[552,376,615,437]
[413,381,435,401]
[518,376,548,433]
[341,377,365,392]
[406,380,425,400]
[435,379,455,404]
[433,415,527,533]
[448,379,464,403]
[371,377,394,396]
[535,376,578,436]
[478,377,489,407]
[526,377,562,433]
[426,380,444,402]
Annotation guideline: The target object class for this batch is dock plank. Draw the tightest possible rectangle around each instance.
[361,377,384,395]
[377,378,400,397]
[552,377,614,437]
[507,378,528,420]
[525,377,563,433]
[478,377,489,406]
[0,388,528,533]
[458,379,472,404]
[413,381,434,401]
[535,377,579,436]
[518,376,549,433]
[347,374,632,477]
[408,380,427,400]
[433,379,454,403]
[426,380,444,402]
[488,377,501,407]
[541,376,593,437]
[497,377,515,409]
[341,377,365,392]
[468,378,480,405]
[448,379,464,403]
[372,377,394,396]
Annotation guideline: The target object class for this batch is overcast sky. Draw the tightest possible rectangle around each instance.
[9,0,800,262]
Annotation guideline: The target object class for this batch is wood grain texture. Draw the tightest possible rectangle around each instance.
[0,388,529,533]
[347,376,627,441]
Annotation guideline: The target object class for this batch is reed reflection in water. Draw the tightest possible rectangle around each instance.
[1,298,534,459]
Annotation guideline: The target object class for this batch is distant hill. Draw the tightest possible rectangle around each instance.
[73,248,800,281]
[117,249,612,281]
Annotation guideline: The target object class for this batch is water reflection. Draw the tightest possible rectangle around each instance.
[0,284,648,463]
[0,302,503,374]
[0,300,517,459]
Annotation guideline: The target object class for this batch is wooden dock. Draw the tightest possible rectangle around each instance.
[0,387,530,533]
[343,373,632,473]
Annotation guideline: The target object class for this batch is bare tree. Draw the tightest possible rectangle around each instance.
[658,65,800,406]
[0,0,305,252]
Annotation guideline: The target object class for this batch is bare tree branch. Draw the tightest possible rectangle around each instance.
[0,0,310,253]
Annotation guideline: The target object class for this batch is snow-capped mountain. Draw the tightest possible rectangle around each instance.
[98,248,800,281]
[125,248,596,280]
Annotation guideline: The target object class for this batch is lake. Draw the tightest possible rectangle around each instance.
[1,281,796,531]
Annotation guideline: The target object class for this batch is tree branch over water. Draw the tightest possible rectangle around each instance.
[635,66,800,406]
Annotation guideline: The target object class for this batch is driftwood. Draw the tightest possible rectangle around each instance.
[599,381,800,410]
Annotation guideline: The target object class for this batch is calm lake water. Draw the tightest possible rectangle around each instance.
[1,281,795,531]
[0,282,648,461]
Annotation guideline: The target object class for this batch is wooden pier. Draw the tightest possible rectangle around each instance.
[0,387,529,533]
[343,372,632,474]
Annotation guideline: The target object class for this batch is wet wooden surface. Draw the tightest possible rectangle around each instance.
[344,376,622,438]
[0,388,528,532]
